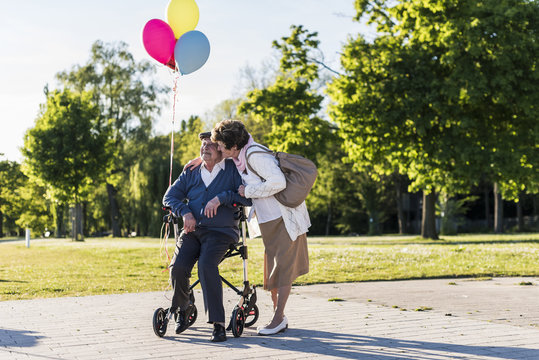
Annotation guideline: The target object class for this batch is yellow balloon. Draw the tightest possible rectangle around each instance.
[166,0,200,39]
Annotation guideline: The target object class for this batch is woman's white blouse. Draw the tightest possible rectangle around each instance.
[241,145,311,240]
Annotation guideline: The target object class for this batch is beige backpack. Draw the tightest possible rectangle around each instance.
[246,144,318,208]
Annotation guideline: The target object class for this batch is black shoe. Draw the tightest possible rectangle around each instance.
[210,323,227,342]
[175,310,189,334]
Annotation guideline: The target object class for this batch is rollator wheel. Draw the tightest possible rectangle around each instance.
[152,308,168,337]
[188,305,198,327]
[244,304,259,327]
[231,306,245,338]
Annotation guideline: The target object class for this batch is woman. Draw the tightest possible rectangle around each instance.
[211,119,310,335]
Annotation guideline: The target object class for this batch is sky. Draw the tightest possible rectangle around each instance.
[0,0,369,162]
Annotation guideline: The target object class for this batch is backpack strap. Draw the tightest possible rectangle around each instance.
[245,144,274,180]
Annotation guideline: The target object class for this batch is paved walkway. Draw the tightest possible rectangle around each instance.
[1,277,538,359]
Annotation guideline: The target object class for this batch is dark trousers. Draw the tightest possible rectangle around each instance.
[169,228,236,323]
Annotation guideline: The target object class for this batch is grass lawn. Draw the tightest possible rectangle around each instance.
[1,233,538,301]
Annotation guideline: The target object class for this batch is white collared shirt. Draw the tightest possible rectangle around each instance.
[200,159,226,187]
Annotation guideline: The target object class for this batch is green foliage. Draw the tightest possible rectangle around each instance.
[354,172,393,235]
[22,89,110,204]
[271,24,320,82]
[238,25,363,234]
[84,184,110,235]
[239,25,330,162]
[56,41,163,145]
[116,116,205,237]
[56,40,163,189]
[15,179,54,235]
[331,0,539,200]
[121,134,182,237]
[307,143,360,235]
[232,63,279,144]
[0,159,26,235]
[437,194,479,235]
[177,116,204,166]
[206,97,272,146]
[55,41,167,236]
[307,145,394,236]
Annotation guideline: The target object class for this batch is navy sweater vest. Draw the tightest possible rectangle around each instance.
[162,159,251,238]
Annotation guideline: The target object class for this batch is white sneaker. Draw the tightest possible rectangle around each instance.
[257,316,288,335]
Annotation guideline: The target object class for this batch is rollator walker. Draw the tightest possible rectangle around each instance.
[152,204,259,338]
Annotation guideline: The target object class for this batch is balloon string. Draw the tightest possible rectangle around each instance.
[160,221,172,273]
[169,73,180,187]
[161,222,172,273]
[162,72,180,280]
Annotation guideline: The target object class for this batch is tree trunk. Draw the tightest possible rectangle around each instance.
[421,190,438,239]
[0,210,3,238]
[83,201,89,237]
[484,185,491,229]
[325,201,332,236]
[494,183,503,233]
[368,211,381,235]
[395,179,406,234]
[534,194,538,228]
[107,183,121,237]
[55,204,64,238]
[71,203,84,241]
[517,193,524,232]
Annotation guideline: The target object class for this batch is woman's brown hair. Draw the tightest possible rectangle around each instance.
[211,120,250,150]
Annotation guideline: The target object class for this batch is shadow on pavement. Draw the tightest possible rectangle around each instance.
[0,329,65,360]
[257,329,539,360]
[159,327,539,359]
[0,328,43,347]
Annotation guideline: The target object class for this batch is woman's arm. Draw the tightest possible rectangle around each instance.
[244,152,286,199]
[204,164,252,218]
[183,157,202,171]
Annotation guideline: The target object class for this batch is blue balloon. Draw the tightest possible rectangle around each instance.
[174,30,210,75]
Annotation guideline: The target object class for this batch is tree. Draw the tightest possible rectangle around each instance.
[392,173,410,234]
[204,98,271,146]
[239,26,349,233]
[328,0,538,238]
[176,116,205,166]
[15,179,54,236]
[0,158,26,236]
[239,25,331,162]
[22,89,110,240]
[0,160,52,238]
[437,194,478,235]
[122,134,182,237]
[56,41,165,237]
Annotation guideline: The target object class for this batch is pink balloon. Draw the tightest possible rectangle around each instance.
[142,19,176,65]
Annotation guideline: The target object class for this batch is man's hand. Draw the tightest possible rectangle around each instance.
[183,157,202,171]
[204,196,220,218]
[182,212,196,233]
[238,185,246,197]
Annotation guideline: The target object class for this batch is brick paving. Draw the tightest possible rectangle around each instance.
[1,277,538,359]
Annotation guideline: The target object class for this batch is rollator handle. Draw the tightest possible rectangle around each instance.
[162,206,178,224]
[232,203,247,222]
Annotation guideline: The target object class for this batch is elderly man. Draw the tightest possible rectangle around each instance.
[162,132,251,342]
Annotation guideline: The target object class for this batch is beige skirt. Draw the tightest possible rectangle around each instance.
[259,217,309,290]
